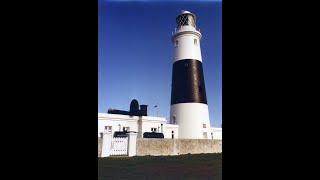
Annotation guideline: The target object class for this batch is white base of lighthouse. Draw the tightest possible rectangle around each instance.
[170,103,211,139]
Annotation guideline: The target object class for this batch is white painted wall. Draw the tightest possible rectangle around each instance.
[141,121,163,133]
[173,34,202,62]
[98,113,166,138]
[127,132,137,157]
[98,114,139,137]
[170,103,211,139]
[210,127,222,140]
[163,124,179,139]
[98,113,221,140]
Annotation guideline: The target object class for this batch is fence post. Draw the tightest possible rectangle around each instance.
[127,132,137,157]
[101,130,112,157]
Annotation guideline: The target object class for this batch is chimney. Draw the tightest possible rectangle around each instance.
[140,105,148,116]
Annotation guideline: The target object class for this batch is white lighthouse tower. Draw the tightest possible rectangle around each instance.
[170,10,211,139]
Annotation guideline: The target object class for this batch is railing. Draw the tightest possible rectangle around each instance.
[172,27,201,34]
[110,137,128,156]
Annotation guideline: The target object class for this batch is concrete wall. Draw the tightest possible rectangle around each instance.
[98,137,102,157]
[98,137,221,157]
[136,139,222,156]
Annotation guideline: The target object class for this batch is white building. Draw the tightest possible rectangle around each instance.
[98,101,222,140]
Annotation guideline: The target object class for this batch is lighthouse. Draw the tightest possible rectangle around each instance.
[170,10,211,139]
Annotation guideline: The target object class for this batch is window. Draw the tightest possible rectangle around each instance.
[172,131,175,139]
[175,40,179,47]
[198,85,202,93]
[172,116,176,124]
[151,128,157,132]
[194,39,198,45]
[105,126,112,131]
[211,132,214,139]
[203,124,206,128]
[203,132,207,139]
[123,127,130,131]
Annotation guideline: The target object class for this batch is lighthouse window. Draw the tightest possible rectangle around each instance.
[194,39,198,45]
[172,116,176,124]
[198,85,202,93]
[175,40,179,47]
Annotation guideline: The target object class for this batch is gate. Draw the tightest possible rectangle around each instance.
[110,137,128,156]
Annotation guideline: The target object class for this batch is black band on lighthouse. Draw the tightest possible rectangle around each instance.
[171,59,207,105]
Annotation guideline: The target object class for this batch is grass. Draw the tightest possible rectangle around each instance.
[98,153,222,180]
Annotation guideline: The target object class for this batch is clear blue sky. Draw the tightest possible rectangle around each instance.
[98,0,222,127]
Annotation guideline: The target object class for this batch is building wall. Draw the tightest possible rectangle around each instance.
[98,113,166,138]
[170,103,211,139]
[136,139,222,156]
[98,113,222,140]
[211,128,222,140]
[141,120,164,134]
[163,124,179,139]
[98,118,139,137]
